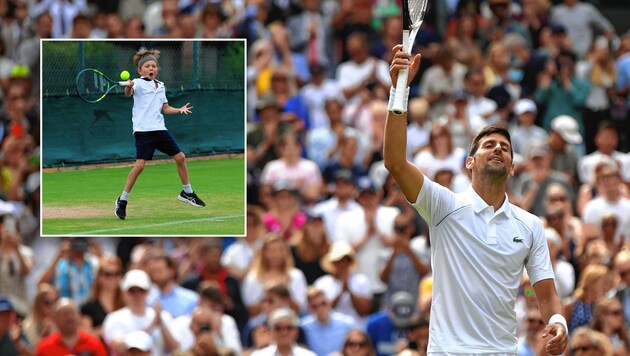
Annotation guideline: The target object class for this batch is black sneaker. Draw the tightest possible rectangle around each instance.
[115,198,127,219]
[178,190,206,207]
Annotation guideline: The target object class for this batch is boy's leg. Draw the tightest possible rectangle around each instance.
[115,159,146,219]
[173,152,206,207]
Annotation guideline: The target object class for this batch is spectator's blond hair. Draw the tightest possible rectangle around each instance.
[250,233,295,281]
[572,264,608,300]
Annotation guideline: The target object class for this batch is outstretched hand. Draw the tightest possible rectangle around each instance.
[389,44,422,88]
[542,323,568,355]
[179,102,193,115]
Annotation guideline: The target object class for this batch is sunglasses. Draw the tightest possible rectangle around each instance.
[547,195,567,202]
[606,309,623,316]
[618,269,630,278]
[127,287,148,294]
[309,301,327,309]
[273,325,296,332]
[527,318,544,325]
[346,340,368,348]
[571,345,597,352]
[101,271,122,278]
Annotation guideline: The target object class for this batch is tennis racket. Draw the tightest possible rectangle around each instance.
[75,68,131,103]
[392,0,429,115]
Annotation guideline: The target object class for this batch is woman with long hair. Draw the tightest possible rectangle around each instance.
[242,233,308,319]
[564,264,609,332]
[591,297,630,356]
[290,213,330,285]
[80,255,125,337]
[331,329,376,356]
[22,283,59,345]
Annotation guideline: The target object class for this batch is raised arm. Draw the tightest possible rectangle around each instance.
[383,45,425,202]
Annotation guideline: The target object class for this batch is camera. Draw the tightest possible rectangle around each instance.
[200,323,211,333]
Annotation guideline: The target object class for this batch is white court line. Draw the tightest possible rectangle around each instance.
[70,214,244,235]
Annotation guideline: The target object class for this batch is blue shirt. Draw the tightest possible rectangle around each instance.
[300,312,354,356]
[616,53,630,108]
[147,285,199,318]
[366,311,407,356]
[55,258,95,306]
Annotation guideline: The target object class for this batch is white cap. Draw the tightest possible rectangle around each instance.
[125,330,153,351]
[513,98,537,115]
[551,115,582,144]
[120,269,151,291]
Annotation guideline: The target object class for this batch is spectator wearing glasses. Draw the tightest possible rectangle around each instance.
[569,326,613,356]
[333,329,376,356]
[79,255,125,338]
[516,306,547,356]
[23,283,59,346]
[0,295,33,355]
[103,269,179,356]
[591,297,630,355]
[251,307,315,356]
[300,287,354,356]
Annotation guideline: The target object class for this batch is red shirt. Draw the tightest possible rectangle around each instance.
[36,330,107,356]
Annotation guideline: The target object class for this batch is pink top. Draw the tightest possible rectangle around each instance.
[263,211,307,239]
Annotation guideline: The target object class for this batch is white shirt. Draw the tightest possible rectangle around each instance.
[241,268,308,312]
[582,196,630,242]
[251,344,316,356]
[335,205,400,294]
[171,313,242,353]
[312,198,362,241]
[414,178,555,354]
[578,151,630,184]
[221,239,259,276]
[131,78,168,133]
[299,79,344,130]
[313,273,372,330]
[259,159,323,190]
[103,307,175,356]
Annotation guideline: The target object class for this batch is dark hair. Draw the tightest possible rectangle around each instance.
[468,126,513,158]
[464,67,484,81]
[597,120,617,133]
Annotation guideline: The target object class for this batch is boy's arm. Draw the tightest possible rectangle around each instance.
[163,102,193,115]
[383,45,425,203]
[124,80,134,96]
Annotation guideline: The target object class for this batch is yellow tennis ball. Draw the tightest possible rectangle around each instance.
[120,70,130,80]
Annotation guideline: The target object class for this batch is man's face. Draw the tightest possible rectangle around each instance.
[271,319,298,347]
[594,128,618,154]
[464,73,486,97]
[467,133,514,179]
[308,295,329,321]
[146,259,173,288]
[54,304,79,335]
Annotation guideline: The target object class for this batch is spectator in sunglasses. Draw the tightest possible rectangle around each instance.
[300,287,353,356]
[251,307,315,356]
[591,297,630,355]
[334,329,375,356]
[569,326,613,356]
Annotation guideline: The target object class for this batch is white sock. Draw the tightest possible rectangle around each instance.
[183,184,193,194]
[120,191,130,201]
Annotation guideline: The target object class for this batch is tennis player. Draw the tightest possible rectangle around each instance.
[115,49,205,220]
[384,44,568,355]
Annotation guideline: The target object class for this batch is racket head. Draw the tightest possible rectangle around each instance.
[406,0,428,30]
[75,68,118,103]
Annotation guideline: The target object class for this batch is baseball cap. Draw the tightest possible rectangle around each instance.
[390,291,416,327]
[356,176,377,195]
[255,93,282,113]
[121,269,151,291]
[0,296,14,312]
[309,62,328,75]
[272,180,298,194]
[513,98,537,115]
[551,115,582,144]
[268,307,300,328]
[70,237,89,251]
[527,141,550,159]
[550,23,567,35]
[334,169,354,183]
[125,330,153,351]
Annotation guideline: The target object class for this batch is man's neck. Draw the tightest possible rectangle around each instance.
[60,331,79,349]
[160,281,176,295]
[472,178,508,211]
[276,343,293,356]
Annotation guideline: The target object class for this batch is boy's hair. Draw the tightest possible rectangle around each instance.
[133,49,161,68]
[469,126,513,159]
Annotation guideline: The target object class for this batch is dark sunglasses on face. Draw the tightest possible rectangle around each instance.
[273,324,295,332]
[346,340,368,348]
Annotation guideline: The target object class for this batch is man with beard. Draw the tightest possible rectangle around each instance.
[383,45,568,354]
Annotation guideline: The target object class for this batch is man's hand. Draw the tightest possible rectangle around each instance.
[542,323,568,355]
[389,44,421,88]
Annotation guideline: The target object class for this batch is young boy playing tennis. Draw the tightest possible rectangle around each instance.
[115,49,205,220]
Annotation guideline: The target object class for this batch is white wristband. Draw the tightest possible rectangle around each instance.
[387,86,410,113]
[548,313,567,333]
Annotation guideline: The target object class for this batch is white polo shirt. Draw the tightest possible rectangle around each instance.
[414,177,554,354]
[131,77,168,133]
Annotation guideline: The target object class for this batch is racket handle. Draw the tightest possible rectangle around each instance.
[392,30,410,115]
[118,81,130,86]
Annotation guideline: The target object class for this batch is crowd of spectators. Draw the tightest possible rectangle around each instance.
[1,0,630,355]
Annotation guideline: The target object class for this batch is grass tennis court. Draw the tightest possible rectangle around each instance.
[42,157,245,236]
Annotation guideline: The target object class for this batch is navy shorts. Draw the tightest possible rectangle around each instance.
[134,130,182,160]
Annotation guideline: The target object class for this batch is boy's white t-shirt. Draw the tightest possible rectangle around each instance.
[131,77,168,133]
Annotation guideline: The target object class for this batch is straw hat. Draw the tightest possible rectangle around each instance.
[321,240,357,274]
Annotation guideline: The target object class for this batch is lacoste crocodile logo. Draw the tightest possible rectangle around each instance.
[513,237,523,243]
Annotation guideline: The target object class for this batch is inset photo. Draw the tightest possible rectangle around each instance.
[41,39,245,236]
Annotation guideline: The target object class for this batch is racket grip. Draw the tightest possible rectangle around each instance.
[118,81,130,86]
[392,30,411,115]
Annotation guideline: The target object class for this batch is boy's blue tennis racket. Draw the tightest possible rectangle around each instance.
[75,68,130,103]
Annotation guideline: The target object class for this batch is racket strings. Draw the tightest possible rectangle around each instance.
[76,71,109,102]
[408,0,428,25]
